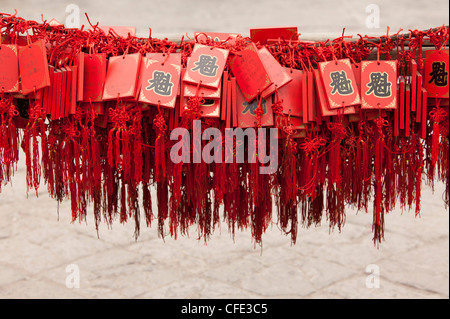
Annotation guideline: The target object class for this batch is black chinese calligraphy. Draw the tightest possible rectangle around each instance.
[366,72,392,97]
[242,99,267,116]
[146,70,173,96]
[192,54,219,77]
[329,71,353,95]
[428,61,448,87]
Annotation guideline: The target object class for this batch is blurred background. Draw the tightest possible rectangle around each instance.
[0,0,448,299]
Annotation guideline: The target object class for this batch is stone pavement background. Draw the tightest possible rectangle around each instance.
[0,0,449,299]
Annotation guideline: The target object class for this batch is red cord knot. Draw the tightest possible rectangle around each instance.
[63,121,80,142]
[327,121,347,141]
[374,116,389,137]
[300,136,326,155]
[109,107,130,131]
[153,113,167,136]
[27,102,45,123]
[430,107,447,124]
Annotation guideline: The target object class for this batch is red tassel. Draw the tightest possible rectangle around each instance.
[153,108,167,183]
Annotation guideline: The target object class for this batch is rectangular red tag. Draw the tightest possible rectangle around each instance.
[139,55,181,108]
[276,68,303,117]
[424,50,449,98]
[231,78,238,126]
[229,42,272,103]
[250,27,298,45]
[183,44,229,89]
[258,47,293,98]
[399,78,405,130]
[44,65,54,115]
[83,53,107,102]
[411,59,417,112]
[302,70,308,123]
[226,78,232,128]
[319,58,361,108]
[60,67,68,118]
[103,53,141,100]
[421,88,427,139]
[0,44,19,92]
[64,67,73,117]
[18,39,50,95]
[173,97,180,128]
[405,84,411,137]
[307,69,315,122]
[48,66,55,116]
[66,65,77,115]
[416,71,422,123]
[360,60,397,109]
[221,70,228,121]
[235,80,273,128]
[52,69,62,120]
[75,52,84,101]
[315,69,356,117]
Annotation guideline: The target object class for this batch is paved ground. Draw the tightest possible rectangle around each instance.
[0,0,448,299]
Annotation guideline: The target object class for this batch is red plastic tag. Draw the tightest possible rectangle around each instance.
[360,60,397,109]
[44,65,54,115]
[60,67,68,118]
[319,58,360,109]
[221,70,229,121]
[18,39,50,95]
[258,47,293,98]
[0,44,19,92]
[64,67,73,117]
[229,42,272,103]
[231,77,238,126]
[75,52,84,101]
[302,70,308,123]
[416,71,422,123]
[276,68,303,117]
[235,80,273,128]
[411,59,417,112]
[314,69,356,117]
[421,88,427,138]
[183,44,229,89]
[47,66,55,116]
[83,53,107,102]
[51,69,62,120]
[399,78,405,130]
[424,49,449,98]
[307,69,315,122]
[250,27,298,45]
[173,97,180,128]
[226,78,232,128]
[405,84,411,136]
[103,53,141,100]
[139,55,181,108]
